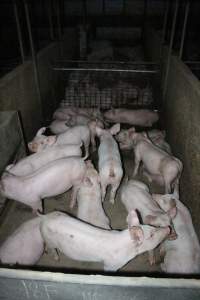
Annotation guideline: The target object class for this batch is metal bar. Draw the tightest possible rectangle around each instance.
[53,60,159,65]
[13,0,25,63]
[47,0,54,40]
[23,0,43,120]
[102,0,105,14]
[122,0,126,14]
[159,0,169,81]
[56,0,63,58]
[161,0,169,46]
[179,1,190,59]
[83,0,87,30]
[184,60,200,64]
[142,0,147,41]
[163,0,179,101]
[53,67,159,74]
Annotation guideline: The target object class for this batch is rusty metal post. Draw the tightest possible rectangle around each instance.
[13,0,25,63]
[179,1,190,60]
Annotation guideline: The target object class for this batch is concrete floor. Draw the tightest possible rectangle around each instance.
[0,149,165,275]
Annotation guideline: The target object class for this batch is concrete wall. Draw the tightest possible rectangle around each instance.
[164,56,200,234]
[144,26,200,235]
[0,59,42,141]
[0,43,62,140]
[0,28,77,141]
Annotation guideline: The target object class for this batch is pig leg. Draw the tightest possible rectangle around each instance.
[109,181,120,205]
[83,141,90,159]
[164,178,172,194]
[132,157,141,177]
[159,244,166,259]
[45,245,60,261]
[100,179,108,202]
[148,250,156,265]
[142,169,153,183]
[70,185,79,209]
[91,133,96,152]
[51,248,60,261]
[104,263,119,272]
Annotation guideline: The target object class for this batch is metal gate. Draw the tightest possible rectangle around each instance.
[53,60,160,109]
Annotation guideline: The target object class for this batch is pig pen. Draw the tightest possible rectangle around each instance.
[0,60,164,274]
[0,32,200,299]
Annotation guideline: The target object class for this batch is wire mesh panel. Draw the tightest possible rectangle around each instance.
[53,61,160,109]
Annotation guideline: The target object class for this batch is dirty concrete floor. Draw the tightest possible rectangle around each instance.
[0,149,165,275]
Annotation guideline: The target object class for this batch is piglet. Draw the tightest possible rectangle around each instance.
[121,179,177,228]
[121,179,177,265]
[104,108,159,127]
[77,160,110,229]
[96,124,123,204]
[40,210,170,271]
[0,157,86,212]
[6,144,82,176]
[0,217,44,265]
[154,195,200,274]
[116,127,172,154]
[115,127,135,150]
[131,132,183,194]
[28,125,90,159]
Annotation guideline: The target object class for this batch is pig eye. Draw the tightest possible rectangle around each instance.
[150,232,154,238]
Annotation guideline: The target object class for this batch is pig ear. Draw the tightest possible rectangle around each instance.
[5,164,14,171]
[96,126,104,137]
[84,177,93,187]
[36,127,46,136]
[46,136,57,145]
[129,226,144,244]
[110,123,120,135]
[126,210,140,227]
